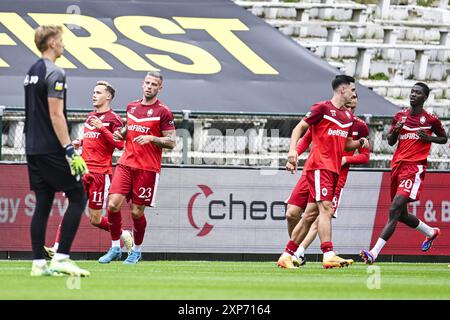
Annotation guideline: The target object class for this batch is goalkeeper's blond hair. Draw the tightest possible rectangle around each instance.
[34,25,63,53]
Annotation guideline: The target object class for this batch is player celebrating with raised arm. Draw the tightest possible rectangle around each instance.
[277,75,369,269]
[98,71,176,264]
[25,25,89,277]
[286,94,370,266]
[360,83,447,264]
[45,81,133,258]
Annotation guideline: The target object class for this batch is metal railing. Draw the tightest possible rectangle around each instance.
[1,107,449,169]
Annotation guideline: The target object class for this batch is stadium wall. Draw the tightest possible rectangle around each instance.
[0,164,448,256]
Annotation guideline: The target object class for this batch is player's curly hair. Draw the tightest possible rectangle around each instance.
[96,80,116,99]
[34,25,63,53]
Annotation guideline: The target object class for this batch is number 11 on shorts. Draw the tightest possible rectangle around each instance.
[92,191,103,203]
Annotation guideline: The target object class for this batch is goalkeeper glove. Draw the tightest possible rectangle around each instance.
[64,144,88,180]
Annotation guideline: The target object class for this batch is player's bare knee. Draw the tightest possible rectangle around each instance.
[108,201,121,213]
[131,212,144,219]
[89,215,101,225]
[322,210,335,219]
[318,202,334,217]
[286,207,301,223]
[89,210,102,225]
[322,202,334,212]
[389,206,401,220]
[389,198,404,219]
[131,209,145,219]
[303,210,318,224]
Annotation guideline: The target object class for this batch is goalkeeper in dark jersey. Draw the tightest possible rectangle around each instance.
[24,25,89,277]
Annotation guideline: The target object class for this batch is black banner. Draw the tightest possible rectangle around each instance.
[0,0,397,115]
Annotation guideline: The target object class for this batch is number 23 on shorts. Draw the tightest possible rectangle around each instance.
[138,187,152,199]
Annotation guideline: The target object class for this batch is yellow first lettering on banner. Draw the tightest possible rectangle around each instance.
[0,12,278,75]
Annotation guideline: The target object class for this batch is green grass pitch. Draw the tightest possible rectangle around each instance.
[1,260,449,299]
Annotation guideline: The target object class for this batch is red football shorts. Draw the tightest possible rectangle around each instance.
[109,164,160,207]
[331,170,350,218]
[286,174,309,209]
[391,163,426,202]
[82,172,112,210]
[306,169,339,203]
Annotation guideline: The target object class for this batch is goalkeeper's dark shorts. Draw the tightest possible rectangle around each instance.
[26,152,83,192]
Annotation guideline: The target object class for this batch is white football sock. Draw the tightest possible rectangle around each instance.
[112,240,121,248]
[132,245,142,252]
[295,245,305,258]
[416,221,435,238]
[370,238,386,259]
[53,253,69,261]
[53,242,59,250]
[323,251,335,260]
[32,259,46,267]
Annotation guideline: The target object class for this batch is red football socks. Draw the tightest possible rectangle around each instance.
[108,209,122,241]
[285,240,299,255]
[320,241,334,253]
[132,215,147,246]
[93,216,110,232]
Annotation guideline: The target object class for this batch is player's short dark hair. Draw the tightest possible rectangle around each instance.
[96,80,115,99]
[146,71,163,82]
[34,25,63,53]
[332,75,355,91]
[414,82,430,97]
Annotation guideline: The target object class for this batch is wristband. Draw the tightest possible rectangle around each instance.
[64,144,75,157]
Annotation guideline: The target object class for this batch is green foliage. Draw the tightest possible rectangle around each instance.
[416,0,435,6]
[369,72,390,80]
[371,53,384,61]
[353,0,378,4]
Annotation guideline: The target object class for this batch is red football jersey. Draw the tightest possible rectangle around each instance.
[303,100,354,174]
[81,109,124,174]
[296,129,312,177]
[339,116,370,183]
[391,109,445,169]
[118,99,175,172]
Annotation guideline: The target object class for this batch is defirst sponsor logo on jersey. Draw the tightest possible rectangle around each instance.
[127,124,150,134]
[399,132,419,140]
[327,128,349,138]
[83,131,101,139]
[187,184,286,237]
